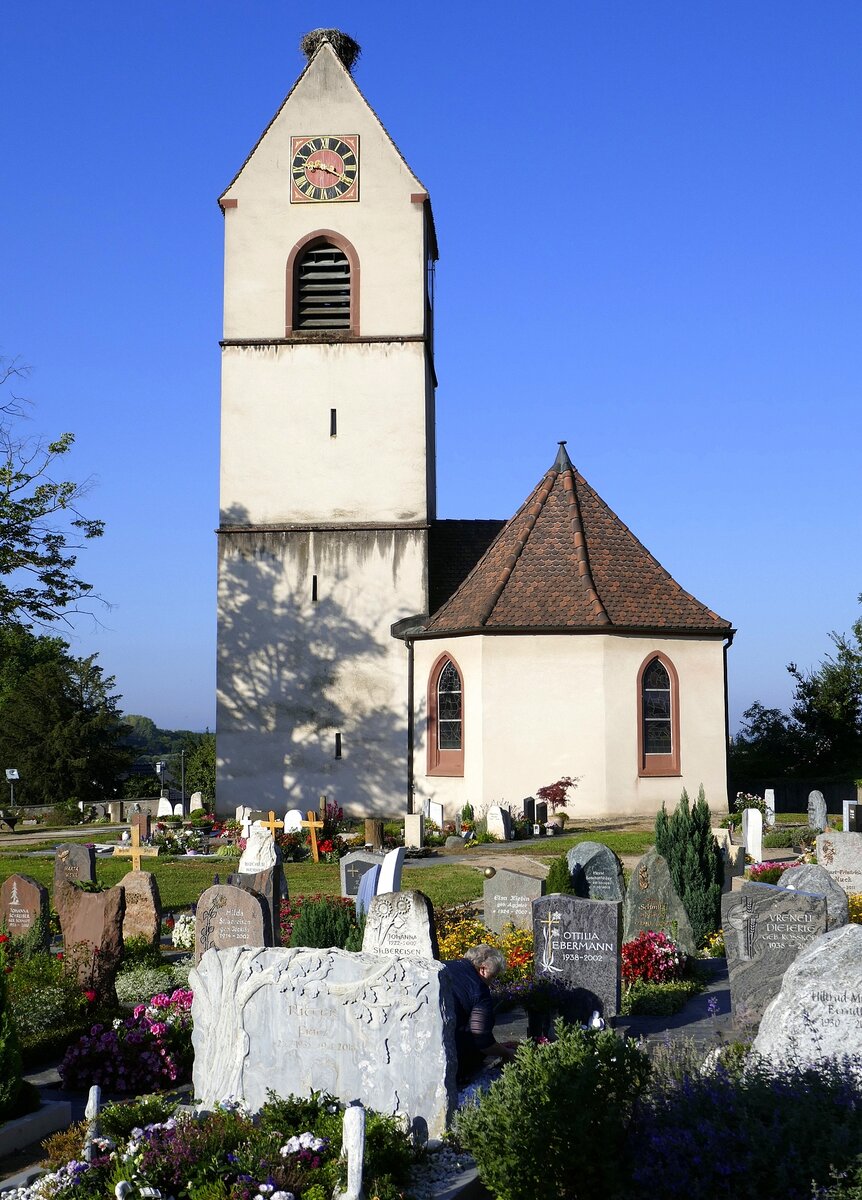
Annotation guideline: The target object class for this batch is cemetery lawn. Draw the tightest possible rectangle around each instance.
[503,830,655,858]
[0,854,483,909]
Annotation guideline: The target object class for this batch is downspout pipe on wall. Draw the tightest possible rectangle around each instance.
[391,614,429,815]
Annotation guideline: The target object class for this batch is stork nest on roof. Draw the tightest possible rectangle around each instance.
[300,29,361,72]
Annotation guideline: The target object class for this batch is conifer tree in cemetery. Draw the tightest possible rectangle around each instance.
[654,786,723,946]
[0,944,23,1121]
[545,852,578,896]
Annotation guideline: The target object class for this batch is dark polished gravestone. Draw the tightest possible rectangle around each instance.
[0,873,50,947]
[195,883,269,964]
[533,894,622,1022]
[566,842,626,902]
[54,843,96,888]
[622,849,696,954]
[778,863,849,931]
[340,850,386,899]
[361,890,439,959]
[722,881,828,1030]
[484,868,545,935]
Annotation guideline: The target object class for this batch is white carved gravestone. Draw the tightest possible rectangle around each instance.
[753,925,862,1072]
[486,805,512,841]
[808,790,828,833]
[377,847,405,895]
[764,789,776,828]
[742,808,763,863]
[190,792,204,812]
[157,797,174,818]
[361,890,439,959]
[404,813,425,849]
[284,809,304,833]
[234,824,284,945]
[190,946,457,1137]
[173,802,184,818]
[428,800,444,829]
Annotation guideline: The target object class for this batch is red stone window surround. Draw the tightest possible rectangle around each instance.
[285,229,360,337]
[637,651,681,777]
[426,653,465,777]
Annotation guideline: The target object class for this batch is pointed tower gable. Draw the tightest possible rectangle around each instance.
[423,444,732,635]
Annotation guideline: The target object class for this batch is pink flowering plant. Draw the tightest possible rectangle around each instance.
[59,987,193,1092]
[621,931,686,985]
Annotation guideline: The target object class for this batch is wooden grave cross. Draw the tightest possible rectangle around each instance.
[112,823,159,873]
[262,810,284,837]
[302,810,325,863]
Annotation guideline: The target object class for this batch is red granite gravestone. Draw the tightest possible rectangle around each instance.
[1,873,50,948]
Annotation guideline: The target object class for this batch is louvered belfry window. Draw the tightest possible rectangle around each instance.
[295,241,351,330]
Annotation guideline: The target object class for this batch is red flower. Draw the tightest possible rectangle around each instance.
[0,934,8,944]
[56,952,64,961]
[318,839,334,854]
[84,989,97,1003]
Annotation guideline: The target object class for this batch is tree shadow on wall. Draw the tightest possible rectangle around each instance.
[217,504,409,815]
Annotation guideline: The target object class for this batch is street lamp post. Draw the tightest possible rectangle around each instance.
[5,769,19,806]
[180,749,186,809]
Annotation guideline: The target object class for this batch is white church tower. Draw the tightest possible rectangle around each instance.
[216,31,437,816]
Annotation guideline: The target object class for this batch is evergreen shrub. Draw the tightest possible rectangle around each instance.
[654,786,723,945]
[545,853,576,895]
[455,1021,650,1200]
[288,895,360,949]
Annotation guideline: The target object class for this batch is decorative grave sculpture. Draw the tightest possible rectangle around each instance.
[378,847,405,895]
[622,849,696,954]
[233,823,285,944]
[361,890,439,959]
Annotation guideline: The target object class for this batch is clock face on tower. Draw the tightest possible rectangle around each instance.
[290,135,359,203]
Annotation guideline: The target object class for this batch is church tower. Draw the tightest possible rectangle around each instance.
[216,32,437,815]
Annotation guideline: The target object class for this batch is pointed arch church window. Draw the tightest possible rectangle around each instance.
[427,654,464,776]
[637,652,681,777]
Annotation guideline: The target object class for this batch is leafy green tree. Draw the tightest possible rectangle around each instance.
[0,648,133,806]
[0,358,104,627]
[184,731,215,800]
[654,786,723,945]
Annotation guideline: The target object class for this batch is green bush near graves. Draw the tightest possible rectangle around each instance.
[544,852,577,895]
[289,895,361,949]
[0,945,24,1120]
[654,787,723,945]
[620,977,702,1016]
[455,1021,650,1200]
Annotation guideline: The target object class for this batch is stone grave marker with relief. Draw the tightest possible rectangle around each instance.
[486,805,512,841]
[190,946,457,1138]
[808,790,828,833]
[778,862,849,930]
[361,890,439,959]
[816,832,862,897]
[622,849,696,954]
[566,842,625,902]
[54,843,97,890]
[118,871,162,946]
[194,883,268,963]
[722,880,827,1029]
[0,874,50,948]
[764,789,776,827]
[533,894,622,1022]
[484,868,545,935]
[340,850,385,899]
[234,825,284,944]
[752,924,862,1070]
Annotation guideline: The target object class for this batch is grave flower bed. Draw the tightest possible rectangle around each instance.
[59,987,193,1092]
[21,1091,413,1200]
[621,931,685,985]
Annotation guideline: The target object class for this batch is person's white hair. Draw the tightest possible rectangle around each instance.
[464,944,506,978]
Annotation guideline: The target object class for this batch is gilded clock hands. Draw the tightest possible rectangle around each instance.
[306,159,341,177]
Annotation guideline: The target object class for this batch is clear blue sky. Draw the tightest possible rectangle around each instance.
[2,2,860,733]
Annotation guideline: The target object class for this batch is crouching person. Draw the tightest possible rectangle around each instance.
[442,944,519,1083]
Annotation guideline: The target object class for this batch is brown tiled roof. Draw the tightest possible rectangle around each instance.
[422,444,732,636]
[428,519,506,615]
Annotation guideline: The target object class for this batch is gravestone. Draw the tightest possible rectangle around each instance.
[108,801,123,824]
[764,789,776,828]
[130,812,151,842]
[194,883,269,963]
[522,797,536,825]
[356,865,381,918]
[340,850,386,898]
[118,871,162,946]
[486,805,512,841]
[484,868,546,936]
[444,835,465,850]
[808,790,828,832]
[284,808,304,833]
[235,805,249,823]
[361,890,439,959]
[0,874,50,947]
[54,877,125,1000]
[843,800,857,832]
[566,842,625,902]
[404,813,425,849]
[190,945,456,1137]
[816,832,862,897]
[535,801,548,825]
[190,792,204,812]
[157,797,174,818]
[173,802,184,818]
[428,800,444,829]
[533,894,622,1022]
[622,849,696,954]
[54,843,96,889]
[235,826,284,945]
[378,847,405,895]
[752,925,862,1071]
[778,863,849,930]
[712,828,745,892]
[741,808,763,862]
[722,881,828,1029]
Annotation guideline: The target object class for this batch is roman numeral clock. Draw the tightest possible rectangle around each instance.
[291,135,359,202]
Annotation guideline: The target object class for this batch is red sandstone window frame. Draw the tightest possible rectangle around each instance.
[426,653,465,777]
[285,230,361,337]
[637,651,681,777]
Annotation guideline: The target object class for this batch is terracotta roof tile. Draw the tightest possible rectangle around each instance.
[423,444,732,636]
